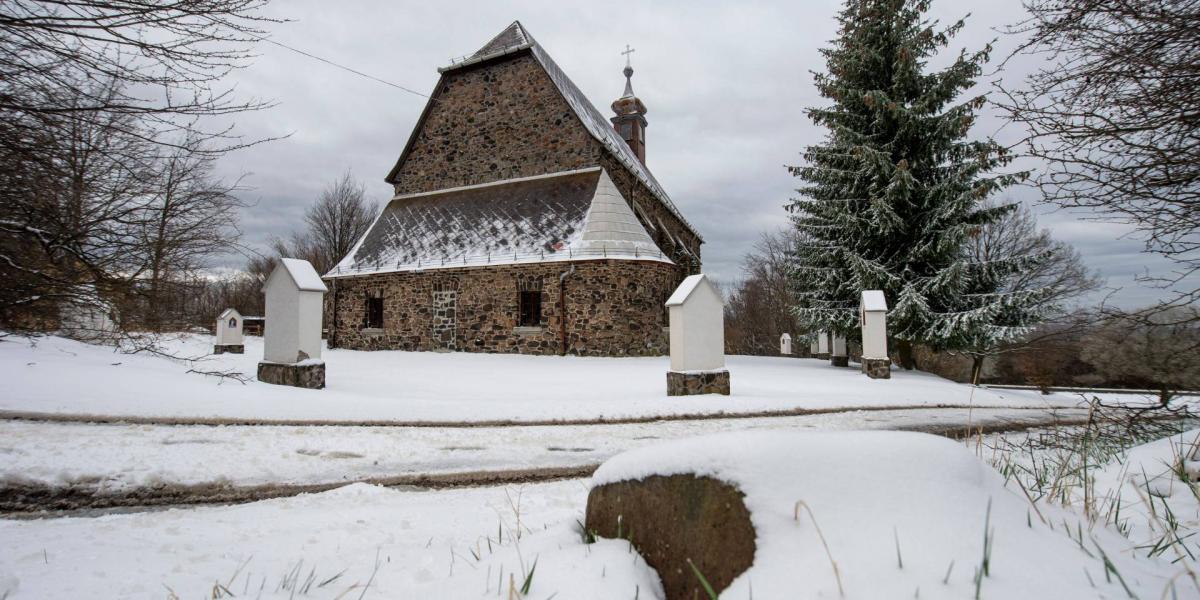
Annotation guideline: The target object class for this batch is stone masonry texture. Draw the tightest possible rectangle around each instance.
[329,260,679,356]
[257,361,326,389]
[666,369,731,396]
[862,358,892,379]
[330,51,705,356]
[388,52,701,269]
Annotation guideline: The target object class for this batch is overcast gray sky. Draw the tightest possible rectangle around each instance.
[215,0,1179,308]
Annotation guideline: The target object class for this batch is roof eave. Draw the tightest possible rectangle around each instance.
[438,42,534,74]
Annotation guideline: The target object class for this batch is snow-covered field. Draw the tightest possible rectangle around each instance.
[2,430,1196,599]
[2,333,1194,599]
[0,334,1097,424]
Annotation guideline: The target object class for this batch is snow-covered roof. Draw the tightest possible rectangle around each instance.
[218,308,242,319]
[276,258,328,292]
[665,273,714,307]
[328,167,670,278]
[406,21,701,243]
[861,290,888,312]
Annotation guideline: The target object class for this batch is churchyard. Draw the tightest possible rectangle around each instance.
[1,327,1197,598]
[3,0,1200,598]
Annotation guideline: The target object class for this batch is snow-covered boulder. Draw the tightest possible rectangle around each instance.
[586,430,1180,600]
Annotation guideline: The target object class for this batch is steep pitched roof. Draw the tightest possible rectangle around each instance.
[328,167,669,278]
[386,21,701,242]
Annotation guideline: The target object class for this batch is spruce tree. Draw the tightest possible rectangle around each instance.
[788,0,1052,369]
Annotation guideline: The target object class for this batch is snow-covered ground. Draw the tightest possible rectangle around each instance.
[0,407,1086,492]
[0,480,646,599]
[2,430,1196,599]
[0,334,1101,424]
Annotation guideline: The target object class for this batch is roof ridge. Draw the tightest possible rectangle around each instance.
[470,20,530,58]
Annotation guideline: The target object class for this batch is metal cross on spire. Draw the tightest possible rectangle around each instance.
[620,44,636,97]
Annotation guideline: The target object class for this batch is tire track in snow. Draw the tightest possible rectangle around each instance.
[0,408,1105,516]
[0,402,1075,428]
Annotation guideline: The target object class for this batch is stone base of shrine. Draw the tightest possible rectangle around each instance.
[862,357,891,379]
[830,355,849,367]
[667,369,730,396]
[213,344,244,355]
[258,360,325,389]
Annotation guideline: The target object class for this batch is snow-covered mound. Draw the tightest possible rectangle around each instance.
[1093,428,1200,548]
[592,431,1186,598]
[0,333,1090,424]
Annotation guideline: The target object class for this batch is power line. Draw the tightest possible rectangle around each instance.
[202,15,430,99]
[260,37,430,99]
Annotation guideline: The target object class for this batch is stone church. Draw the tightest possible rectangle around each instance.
[324,21,703,356]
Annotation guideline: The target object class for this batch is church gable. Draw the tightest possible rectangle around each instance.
[384,21,702,247]
[387,51,598,197]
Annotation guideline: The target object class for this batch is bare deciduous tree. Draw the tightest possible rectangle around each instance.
[968,201,1102,308]
[136,135,248,329]
[999,0,1200,310]
[0,79,153,327]
[956,200,1102,382]
[0,0,278,144]
[725,229,801,355]
[258,171,378,276]
[303,171,379,275]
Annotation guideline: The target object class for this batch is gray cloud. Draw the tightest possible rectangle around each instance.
[212,0,1184,309]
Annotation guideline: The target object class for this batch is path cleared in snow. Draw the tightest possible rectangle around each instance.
[0,334,1102,425]
[0,406,1091,512]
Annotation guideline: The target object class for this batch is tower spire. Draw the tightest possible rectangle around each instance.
[611,44,648,164]
[621,45,636,97]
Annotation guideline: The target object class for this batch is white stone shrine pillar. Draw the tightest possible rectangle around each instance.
[830,334,849,367]
[257,258,329,389]
[214,308,245,354]
[780,333,792,356]
[665,274,730,396]
[815,331,831,360]
[809,335,820,356]
[860,290,891,379]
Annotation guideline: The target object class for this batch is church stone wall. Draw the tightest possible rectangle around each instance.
[327,260,680,356]
[388,52,701,270]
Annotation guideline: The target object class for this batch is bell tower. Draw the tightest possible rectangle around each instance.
[610,45,648,164]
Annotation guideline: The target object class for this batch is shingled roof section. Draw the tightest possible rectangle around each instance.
[392,21,701,242]
[327,168,670,278]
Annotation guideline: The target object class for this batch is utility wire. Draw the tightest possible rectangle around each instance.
[260,37,430,99]
[202,15,431,99]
